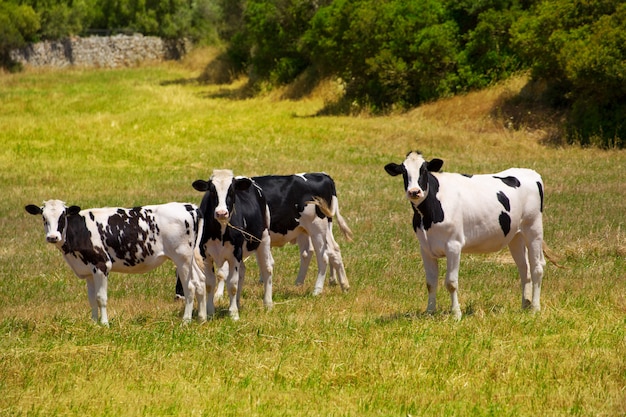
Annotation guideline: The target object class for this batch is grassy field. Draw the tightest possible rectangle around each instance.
[1,53,625,416]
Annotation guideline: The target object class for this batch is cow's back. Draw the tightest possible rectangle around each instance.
[253,173,335,236]
[79,203,199,273]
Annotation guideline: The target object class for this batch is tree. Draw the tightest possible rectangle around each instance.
[0,1,40,71]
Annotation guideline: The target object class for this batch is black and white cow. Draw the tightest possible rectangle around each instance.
[385,151,546,320]
[192,169,274,320]
[175,172,352,298]
[254,173,352,295]
[25,200,206,325]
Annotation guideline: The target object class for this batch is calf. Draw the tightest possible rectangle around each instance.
[385,151,546,320]
[176,173,352,298]
[193,169,274,320]
[25,200,206,325]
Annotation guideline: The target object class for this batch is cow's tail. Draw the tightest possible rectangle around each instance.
[310,196,353,242]
[543,241,566,269]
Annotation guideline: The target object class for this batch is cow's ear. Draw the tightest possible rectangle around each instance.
[67,206,81,215]
[25,204,42,215]
[427,158,444,172]
[192,179,210,192]
[234,177,252,191]
[384,163,404,176]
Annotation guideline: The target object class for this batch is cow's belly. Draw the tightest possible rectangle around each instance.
[417,225,515,257]
[110,255,168,274]
[269,228,303,247]
[461,238,510,254]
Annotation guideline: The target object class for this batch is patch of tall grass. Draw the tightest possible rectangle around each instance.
[0,60,624,416]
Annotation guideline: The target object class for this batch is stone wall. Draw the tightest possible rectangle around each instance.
[10,35,190,68]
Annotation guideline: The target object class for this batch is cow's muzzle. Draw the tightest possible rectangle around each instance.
[215,209,229,223]
[407,188,423,200]
[46,234,61,243]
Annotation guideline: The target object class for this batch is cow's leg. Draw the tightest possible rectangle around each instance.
[175,271,185,300]
[527,233,545,313]
[85,276,99,323]
[214,262,227,301]
[176,263,194,323]
[175,258,205,323]
[326,222,338,286]
[295,234,313,286]
[444,247,462,320]
[308,222,330,296]
[256,233,274,310]
[92,270,109,326]
[226,260,241,320]
[508,233,532,309]
[236,261,245,312]
[325,227,349,292]
[421,250,439,315]
[204,257,217,318]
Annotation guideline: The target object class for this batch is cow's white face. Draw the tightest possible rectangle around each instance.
[402,152,429,204]
[25,200,73,245]
[211,169,235,225]
[385,151,444,206]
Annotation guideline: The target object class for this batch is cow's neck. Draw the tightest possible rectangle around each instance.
[411,174,444,231]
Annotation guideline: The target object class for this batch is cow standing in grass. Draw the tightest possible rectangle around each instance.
[176,172,352,298]
[385,151,546,320]
[192,169,274,320]
[25,200,206,325]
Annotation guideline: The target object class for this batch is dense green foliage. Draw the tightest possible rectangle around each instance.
[2,0,625,146]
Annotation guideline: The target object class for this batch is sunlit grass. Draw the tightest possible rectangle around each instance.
[0,59,625,416]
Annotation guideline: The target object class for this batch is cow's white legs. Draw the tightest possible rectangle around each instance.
[85,276,99,323]
[176,263,194,323]
[326,233,349,292]
[509,233,532,309]
[295,234,314,286]
[176,258,205,323]
[92,270,109,326]
[445,248,462,320]
[256,233,274,310]
[226,261,241,320]
[421,250,439,315]
[527,237,545,313]
[308,222,330,296]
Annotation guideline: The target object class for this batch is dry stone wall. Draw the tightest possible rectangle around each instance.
[10,35,190,68]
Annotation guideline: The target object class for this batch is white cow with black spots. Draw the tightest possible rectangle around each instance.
[25,200,206,325]
[385,151,546,320]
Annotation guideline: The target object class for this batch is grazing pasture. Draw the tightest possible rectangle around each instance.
[0,55,624,416]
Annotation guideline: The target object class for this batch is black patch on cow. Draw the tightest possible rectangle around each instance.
[496,191,511,212]
[494,176,521,188]
[461,173,473,178]
[62,214,109,273]
[537,181,544,212]
[89,212,95,221]
[96,208,155,267]
[253,173,337,236]
[499,212,511,236]
[413,173,444,231]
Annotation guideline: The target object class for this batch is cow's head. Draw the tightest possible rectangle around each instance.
[192,169,252,225]
[25,200,81,244]
[385,151,443,204]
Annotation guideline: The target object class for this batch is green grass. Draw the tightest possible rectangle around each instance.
[1,59,625,416]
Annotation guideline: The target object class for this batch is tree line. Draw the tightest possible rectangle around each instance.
[2,0,625,147]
